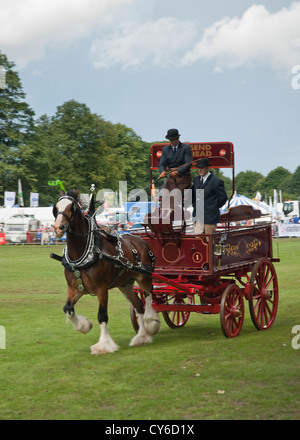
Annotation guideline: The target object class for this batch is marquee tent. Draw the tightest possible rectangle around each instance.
[222,194,271,215]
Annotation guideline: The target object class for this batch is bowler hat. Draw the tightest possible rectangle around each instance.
[166,128,180,140]
[196,158,211,168]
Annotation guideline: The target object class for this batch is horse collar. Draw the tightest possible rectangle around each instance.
[62,216,96,271]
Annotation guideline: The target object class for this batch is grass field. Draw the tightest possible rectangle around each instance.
[0,239,299,420]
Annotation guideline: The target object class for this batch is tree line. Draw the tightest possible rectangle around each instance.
[1,51,299,207]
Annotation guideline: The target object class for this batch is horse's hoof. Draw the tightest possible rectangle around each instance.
[144,319,160,336]
[90,341,119,354]
[130,333,153,346]
[77,315,93,334]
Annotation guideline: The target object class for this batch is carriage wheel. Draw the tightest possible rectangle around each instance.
[249,258,278,331]
[220,284,244,338]
[162,293,194,329]
[130,289,145,333]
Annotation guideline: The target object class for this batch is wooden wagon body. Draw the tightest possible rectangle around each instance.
[130,141,279,337]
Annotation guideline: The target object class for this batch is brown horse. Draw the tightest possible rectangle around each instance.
[52,190,160,354]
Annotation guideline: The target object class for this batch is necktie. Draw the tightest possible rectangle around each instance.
[200,177,204,188]
[173,147,177,154]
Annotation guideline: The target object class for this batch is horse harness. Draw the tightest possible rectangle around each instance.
[51,196,155,291]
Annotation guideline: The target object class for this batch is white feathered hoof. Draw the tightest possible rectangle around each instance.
[130,333,153,346]
[75,315,93,334]
[144,318,160,336]
[90,340,119,355]
[67,313,93,334]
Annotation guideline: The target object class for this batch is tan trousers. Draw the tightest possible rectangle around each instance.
[194,222,217,235]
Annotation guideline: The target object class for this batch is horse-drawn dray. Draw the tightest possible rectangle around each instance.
[130,141,279,338]
[51,141,279,353]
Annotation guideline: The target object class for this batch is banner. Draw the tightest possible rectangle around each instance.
[278,223,300,237]
[18,179,24,207]
[30,192,39,207]
[4,191,15,207]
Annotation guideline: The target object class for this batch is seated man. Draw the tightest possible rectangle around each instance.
[192,158,228,234]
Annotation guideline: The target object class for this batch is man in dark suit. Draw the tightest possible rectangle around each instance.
[158,129,193,210]
[192,158,228,234]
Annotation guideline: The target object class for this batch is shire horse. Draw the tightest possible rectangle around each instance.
[52,190,160,354]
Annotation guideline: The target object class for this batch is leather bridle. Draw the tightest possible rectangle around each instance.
[53,196,77,232]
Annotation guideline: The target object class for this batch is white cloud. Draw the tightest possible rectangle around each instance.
[181,2,300,72]
[0,0,132,66]
[1,0,300,74]
[90,17,198,69]
[90,2,300,72]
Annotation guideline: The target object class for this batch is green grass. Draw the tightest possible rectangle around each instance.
[0,240,299,420]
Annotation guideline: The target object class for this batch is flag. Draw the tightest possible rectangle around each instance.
[4,191,15,207]
[30,193,39,207]
[18,179,24,207]
[272,189,278,221]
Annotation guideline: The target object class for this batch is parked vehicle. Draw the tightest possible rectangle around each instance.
[4,215,40,243]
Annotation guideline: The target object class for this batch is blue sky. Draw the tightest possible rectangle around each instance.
[1,0,300,177]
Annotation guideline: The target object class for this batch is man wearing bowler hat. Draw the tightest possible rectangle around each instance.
[158,129,193,208]
[192,158,228,234]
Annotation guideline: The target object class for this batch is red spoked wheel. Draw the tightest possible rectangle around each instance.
[162,293,194,329]
[130,289,145,333]
[249,258,278,330]
[220,284,244,338]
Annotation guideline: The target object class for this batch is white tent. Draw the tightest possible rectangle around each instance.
[222,194,271,215]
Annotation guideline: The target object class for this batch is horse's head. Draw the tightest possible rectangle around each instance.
[53,191,79,238]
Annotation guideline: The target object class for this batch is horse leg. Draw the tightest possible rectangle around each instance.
[119,282,158,346]
[63,287,92,334]
[143,292,160,336]
[136,277,160,336]
[90,288,119,354]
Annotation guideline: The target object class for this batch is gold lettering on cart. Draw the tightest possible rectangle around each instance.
[226,244,239,257]
[225,238,262,257]
[192,144,212,158]
[245,238,261,254]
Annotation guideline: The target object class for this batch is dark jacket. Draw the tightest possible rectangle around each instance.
[159,142,193,176]
[192,172,228,224]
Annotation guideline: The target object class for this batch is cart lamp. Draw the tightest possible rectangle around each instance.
[219,149,227,157]
[214,244,226,256]
[156,151,162,158]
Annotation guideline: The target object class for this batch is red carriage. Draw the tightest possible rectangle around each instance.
[130,141,279,338]
[51,141,280,354]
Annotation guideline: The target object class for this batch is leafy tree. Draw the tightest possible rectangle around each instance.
[26,101,123,204]
[211,168,232,198]
[260,167,292,200]
[50,100,122,191]
[235,170,265,198]
[26,101,150,205]
[291,166,300,199]
[113,123,150,192]
[0,51,35,204]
